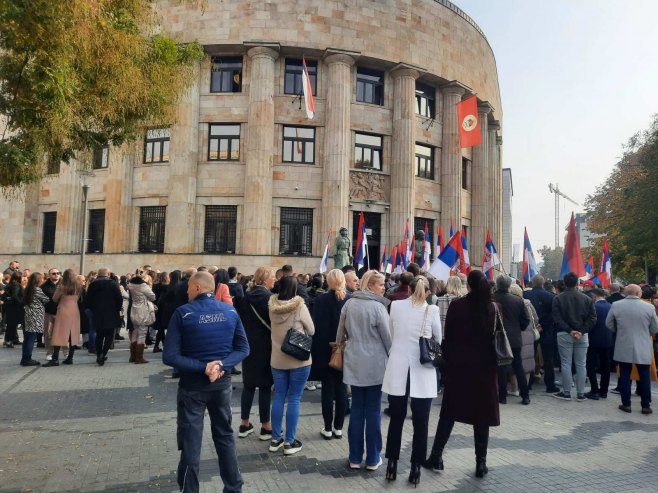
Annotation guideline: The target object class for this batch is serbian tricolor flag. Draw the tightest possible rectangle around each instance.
[354,212,368,270]
[379,245,388,273]
[420,222,431,268]
[460,227,471,274]
[428,231,464,281]
[457,95,481,148]
[436,226,444,258]
[302,56,315,120]
[584,256,594,279]
[483,229,501,281]
[560,212,586,279]
[521,227,538,287]
[319,230,331,273]
[390,246,398,274]
[395,243,405,273]
[449,218,455,239]
[598,238,612,288]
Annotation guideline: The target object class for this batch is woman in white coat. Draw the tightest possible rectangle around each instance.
[382,276,441,486]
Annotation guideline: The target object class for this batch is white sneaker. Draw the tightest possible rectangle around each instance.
[305,383,317,391]
[46,355,52,361]
[332,428,343,439]
[366,457,383,471]
[316,382,322,389]
[320,429,333,440]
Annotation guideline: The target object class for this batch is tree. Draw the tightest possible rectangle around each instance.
[0,0,204,187]
[537,245,563,281]
[585,115,658,283]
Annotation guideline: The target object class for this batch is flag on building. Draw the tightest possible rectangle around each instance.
[598,238,612,288]
[521,227,538,287]
[436,225,444,257]
[560,212,586,279]
[319,230,331,273]
[428,231,464,281]
[354,212,368,270]
[379,245,388,273]
[460,227,471,274]
[483,229,501,281]
[456,95,481,148]
[302,56,315,120]
[420,222,431,268]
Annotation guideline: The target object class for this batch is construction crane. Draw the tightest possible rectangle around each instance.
[548,183,579,248]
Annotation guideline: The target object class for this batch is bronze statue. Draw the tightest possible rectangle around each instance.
[333,227,353,269]
[414,229,425,264]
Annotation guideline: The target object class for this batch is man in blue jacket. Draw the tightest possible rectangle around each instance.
[584,288,612,400]
[164,271,250,493]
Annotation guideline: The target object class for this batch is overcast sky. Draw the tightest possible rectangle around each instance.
[454,0,658,258]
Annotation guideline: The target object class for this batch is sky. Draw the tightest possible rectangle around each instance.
[453,0,658,259]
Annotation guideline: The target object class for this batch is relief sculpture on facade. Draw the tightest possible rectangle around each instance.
[349,171,388,202]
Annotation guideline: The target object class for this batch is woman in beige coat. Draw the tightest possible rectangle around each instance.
[44,269,81,366]
[267,275,315,456]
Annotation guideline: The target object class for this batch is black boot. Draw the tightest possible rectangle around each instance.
[422,450,444,471]
[474,426,489,478]
[385,459,397,481]
[62,345,75,364]
[423,418,452,472]
[408,463,421,487]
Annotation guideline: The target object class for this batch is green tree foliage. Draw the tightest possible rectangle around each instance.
[585,115,658,283]
[537,245,563,281]
[0,0,204,187]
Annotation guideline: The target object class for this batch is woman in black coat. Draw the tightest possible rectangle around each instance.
[236,267,275,440]
[154,270,180,353]
[310,269,350,439]
[2,273,24,347]
[424,270,500,479]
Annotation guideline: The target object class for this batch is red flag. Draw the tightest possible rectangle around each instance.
[457,96,481,148]
[560,213,586,278]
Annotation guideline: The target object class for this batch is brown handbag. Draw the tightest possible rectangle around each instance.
[328,341,344,370]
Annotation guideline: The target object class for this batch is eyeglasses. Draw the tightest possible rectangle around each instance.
[51,272,61,275]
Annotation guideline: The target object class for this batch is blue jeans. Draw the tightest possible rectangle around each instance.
[348,385,383,466]
[271,366,311,443]
[557,332,589,395]
[21,332,37,362]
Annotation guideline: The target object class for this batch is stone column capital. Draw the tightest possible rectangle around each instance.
[440,81,470,97]
[324,53,357,67]
[390,67,420,80]
[488,119,500,131]
[496,135,503,145]
[477,101,494,115]
[246,45,279,61]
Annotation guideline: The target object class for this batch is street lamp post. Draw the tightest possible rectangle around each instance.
[80,183,90,275]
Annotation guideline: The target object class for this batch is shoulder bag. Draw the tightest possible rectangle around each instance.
[526,304,541,341]
[419,305,443,368]
[281,308,312,361]
[493,303,513,366]
[250,304,271,331]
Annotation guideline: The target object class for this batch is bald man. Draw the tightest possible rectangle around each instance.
[163,271,249,493]
[606,284,658,414]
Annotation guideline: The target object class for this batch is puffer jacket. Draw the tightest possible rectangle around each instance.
[128,278,156,327]
[268,295,315,370]
[521,299,538,374]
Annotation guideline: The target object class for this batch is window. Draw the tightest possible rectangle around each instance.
[210,56,243,93]
[414,217,435,261]
[42,212,57,254]
[144,128,170,164]
[415,82,435,118]
[93,144,109,169]
[284,58,317,95]
[354,133,383,170]
[415,144,434,179]
[87,209,105,253]
[356,68,384,105]
[204,206,237,253]
[138,206,166,253]
[47,156,60,175]
[279,207,313,255]
[462,157,471,190]
[208,124,240,161]
[282,126,315,164]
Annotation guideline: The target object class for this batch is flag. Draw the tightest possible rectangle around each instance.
[406,225,414,266]
[401,220,410,267]
[354,212,368,270]
[396,243,406,272]
[483,229,501,280]
[521,228,538,287]
[460,227,471,274]
[428,231,464,281]
[386,246,394,274]
[301,56,315,119]
[449,218,455,239]
[319,230,331,273]
[379,245,388,273]
[598,238,612,288]
[457,95,481,148]
[420,222,431,268]
[584,256,594,279]
[436,226,444,258]
[560,212,586,278]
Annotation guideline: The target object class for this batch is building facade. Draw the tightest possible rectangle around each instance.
[0,0,504,275]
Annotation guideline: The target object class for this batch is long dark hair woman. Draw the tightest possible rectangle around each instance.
[423,270,500,479]
[2,272,24,348]
[153,270,179,353]
[21,272,49,365]
[45,269,82,366]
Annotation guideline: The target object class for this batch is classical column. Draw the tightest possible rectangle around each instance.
[470,102,492,258]
[389,67,419,249]
[242,46,278,255]
[487,120,500,249]
[495,133,503,250]
[105,149,135,252]
[165,63,200,253]
[54,163,82,254]
[321,53,355,249]
[440,83,466,235]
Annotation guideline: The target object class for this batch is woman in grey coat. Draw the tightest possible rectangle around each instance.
[336,270,391,471]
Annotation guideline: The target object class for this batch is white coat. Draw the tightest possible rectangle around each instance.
[382,298,442,398]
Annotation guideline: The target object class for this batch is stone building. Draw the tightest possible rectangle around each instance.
[0,0,504,275]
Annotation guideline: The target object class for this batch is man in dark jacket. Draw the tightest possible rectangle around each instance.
[86,268,123,365]
[227,266,244,308]
[493,275,531,405]
[163,272,249,493]
[606,283,624,304]
[41,268,61,358]
[552,272,597,401]
[524,275,558,392]
[584,288,612,400]
[386,272,413,302]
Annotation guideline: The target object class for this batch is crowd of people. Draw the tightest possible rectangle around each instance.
[2,258,657,493]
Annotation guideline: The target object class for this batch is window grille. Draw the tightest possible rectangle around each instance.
[415,144,434,179]
[282,126,315,164]
[284,58,317,95]
[42,212,57,254]
[210,56,243,93]
[47,157,60,175]
[87,209,105,253]
[279,208,313,256]
[143,128,170,164]
[93,145,109,169]
[354,133,383,170]
[208,124,240,161]
[138,206,166,253]
[356,68,384,106]
[204,206,237,253]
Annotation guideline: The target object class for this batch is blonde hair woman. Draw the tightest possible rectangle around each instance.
[436,276,463,324]
[336,270,391,470]
[382,276,442,485]
[310,269,350,440]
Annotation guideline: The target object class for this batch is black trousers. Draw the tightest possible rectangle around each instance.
[431,417,489,459]
[320,368,347,432]
[385,394,432,463]
[177,379,243,493]
[540,341,557,391]
[586,346,612,395]
[497,347,528,399]
[240,385,272,423]
[95,327,115,358]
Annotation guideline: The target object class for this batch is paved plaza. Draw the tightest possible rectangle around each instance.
[1,336,657,493]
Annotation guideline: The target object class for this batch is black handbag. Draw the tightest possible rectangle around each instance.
[419,305,443,368]
[493,303,513,366]
[280,310,312,361]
